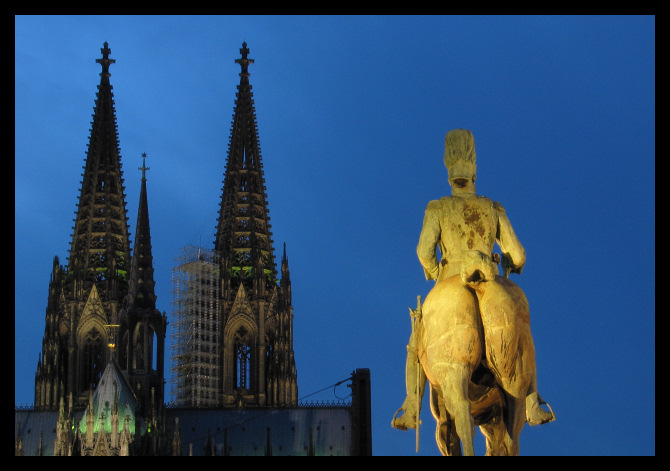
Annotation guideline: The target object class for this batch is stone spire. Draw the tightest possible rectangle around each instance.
[215,42,277,298]
[68,41,132,303]
[117,152,167,410]
[35,42,132,409]
[125,153,156,310]
[214,43,297,407]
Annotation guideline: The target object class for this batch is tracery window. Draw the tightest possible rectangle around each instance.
[134,324,145,370]
[118,331,129,370]
[82,329,104,390]
[234,328,251,390]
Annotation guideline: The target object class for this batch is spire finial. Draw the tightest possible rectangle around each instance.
[96,41,115,77]
[139,152,150,182]
[235,41,254,78]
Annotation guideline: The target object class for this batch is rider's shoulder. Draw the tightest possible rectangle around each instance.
[425,198,447,211]
[492,200,505,213]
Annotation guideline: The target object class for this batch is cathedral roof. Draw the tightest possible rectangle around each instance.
[78,358,137,435]
[164,407,353,456]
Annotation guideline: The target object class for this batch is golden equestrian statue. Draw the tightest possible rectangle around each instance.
[392,129,555,455]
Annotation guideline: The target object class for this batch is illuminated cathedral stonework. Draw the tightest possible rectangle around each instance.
[17,42,370,456]
[213,42,297,407]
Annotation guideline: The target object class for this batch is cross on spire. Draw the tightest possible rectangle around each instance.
[139,152,150,181]
[235,41,254,77]
[96,41,115,77]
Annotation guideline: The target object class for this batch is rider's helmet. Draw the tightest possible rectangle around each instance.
[444,129,477,184]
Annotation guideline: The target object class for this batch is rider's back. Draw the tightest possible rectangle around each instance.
[418,194,501,282]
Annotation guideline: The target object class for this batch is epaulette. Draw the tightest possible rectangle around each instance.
[426,199,443,211]
[493,201,505,213]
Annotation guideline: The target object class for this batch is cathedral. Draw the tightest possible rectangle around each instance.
[16,42,371,456]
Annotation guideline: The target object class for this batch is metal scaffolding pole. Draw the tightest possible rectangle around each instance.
[170,245,220,406]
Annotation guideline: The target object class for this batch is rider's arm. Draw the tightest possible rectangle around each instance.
[494,201,526,274]
[417,200,442,280]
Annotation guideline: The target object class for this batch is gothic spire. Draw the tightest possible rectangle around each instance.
[117,152,167,410]
[36,41,133,411]
[126,153,156,309]
[214,43,297,407]
[215,42,277,296]
[280,243,291,305]
[68,41,132,302]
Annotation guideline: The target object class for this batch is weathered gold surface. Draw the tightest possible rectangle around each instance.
[392,129,554,455]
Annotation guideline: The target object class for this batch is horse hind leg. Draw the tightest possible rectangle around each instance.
[501,395,526,456]
[477,407,506,455]
[423,276,482,455]
[439,413,463,456]
[430,386,461,456]
[479,421,504,456]
[437,364,476,456]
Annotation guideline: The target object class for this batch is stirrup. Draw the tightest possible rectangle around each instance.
[528,399,556,426]
[391,407,417,431]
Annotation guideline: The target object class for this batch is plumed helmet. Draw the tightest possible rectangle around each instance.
[444,129,477,183]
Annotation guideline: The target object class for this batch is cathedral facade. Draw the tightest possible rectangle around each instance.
[33,42,167,414]
[16,42,371,456]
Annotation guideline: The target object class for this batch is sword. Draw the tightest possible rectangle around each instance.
[412,295,423,452]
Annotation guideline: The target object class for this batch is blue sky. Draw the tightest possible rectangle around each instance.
[15,15,655,456]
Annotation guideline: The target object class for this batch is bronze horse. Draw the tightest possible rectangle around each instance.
[416,274,542,455]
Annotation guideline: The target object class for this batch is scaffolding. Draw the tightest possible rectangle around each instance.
[170,245,220,407]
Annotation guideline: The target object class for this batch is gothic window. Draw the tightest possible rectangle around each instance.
[115,251,127,270]
[89,251,106,267]
[234,328,251,390]
[118,331,129,370]
[134,324,145,370]
[81,329,104,390]
[265,342,274,362]
[252,206,264,218]
[95,269,107,283]
[235,234,250,247]
[234,250,252,266]
[92,220,106,232]
[111,237,122,251]
[90,235,106,248]
[236,218,249,230]
[152,330,158,371]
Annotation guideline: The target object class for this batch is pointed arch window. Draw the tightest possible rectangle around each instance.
[82,329,104,390]
[118,331,129,370]
[134,324,145,370]
[234,328,251,390]
[152,329,158,371]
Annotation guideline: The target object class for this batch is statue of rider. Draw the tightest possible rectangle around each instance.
[392,129,555,431]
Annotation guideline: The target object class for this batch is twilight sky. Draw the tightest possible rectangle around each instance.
[15,15,655,456]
